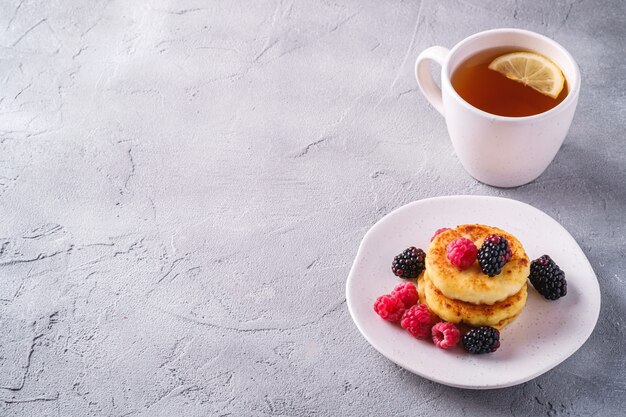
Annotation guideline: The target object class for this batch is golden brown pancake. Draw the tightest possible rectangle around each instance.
[416,274,426,304]
[426,224,530,305]
[422,271,527,330]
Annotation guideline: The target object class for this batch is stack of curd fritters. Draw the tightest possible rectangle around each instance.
[418,224,530,330]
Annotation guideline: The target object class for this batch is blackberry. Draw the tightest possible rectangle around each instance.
[529,255,567,300]
[477,234,513,277]
[391,247,426,279]
[462,326,501,354]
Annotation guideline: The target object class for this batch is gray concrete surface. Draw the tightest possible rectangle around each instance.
[0,0,624,415]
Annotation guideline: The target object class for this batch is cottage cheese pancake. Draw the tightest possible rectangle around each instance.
[422,271,527,329]
[426,224,530,305]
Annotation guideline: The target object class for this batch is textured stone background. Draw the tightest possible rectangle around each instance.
[0,0,624,415]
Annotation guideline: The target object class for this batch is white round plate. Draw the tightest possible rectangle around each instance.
[346,195,600,389]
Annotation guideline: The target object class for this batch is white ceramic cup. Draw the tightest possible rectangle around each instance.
[415,28,580,187]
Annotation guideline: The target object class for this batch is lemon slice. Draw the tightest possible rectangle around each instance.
[488,52,565,99]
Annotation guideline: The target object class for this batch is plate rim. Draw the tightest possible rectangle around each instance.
[345,195,601,389]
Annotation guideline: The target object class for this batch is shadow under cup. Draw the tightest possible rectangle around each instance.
[437,29,580,187]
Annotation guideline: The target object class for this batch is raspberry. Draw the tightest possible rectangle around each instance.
[430,227,451,242]
[400,304,433,339]
[431,322,461,349]
[462,326,501,354]
[374,294,405,323]
[446,237,478,269]
[391,247,426,279]
[391,282,419,307]
[529,255,567,300]
[477,234,513,277]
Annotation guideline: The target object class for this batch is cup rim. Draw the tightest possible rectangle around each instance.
[442,28,581,122]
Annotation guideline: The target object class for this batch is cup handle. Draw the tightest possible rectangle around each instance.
[415,46,450,116]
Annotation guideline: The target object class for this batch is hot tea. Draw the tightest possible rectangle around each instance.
[451,47,568,117]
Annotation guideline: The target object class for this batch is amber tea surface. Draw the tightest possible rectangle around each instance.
[451,47,568,117]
